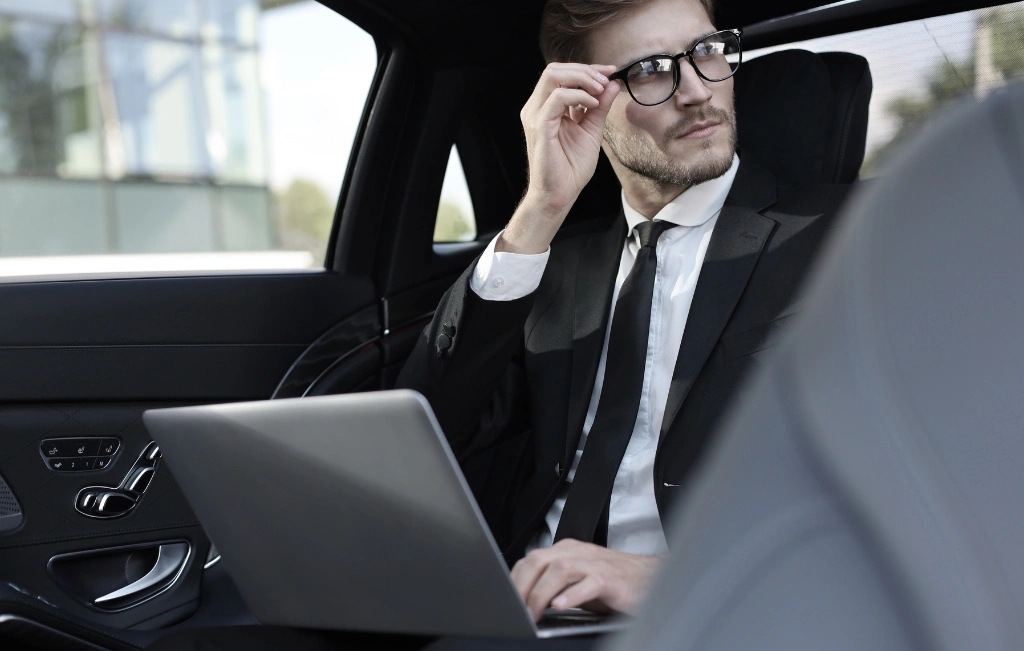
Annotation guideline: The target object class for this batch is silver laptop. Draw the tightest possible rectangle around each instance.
[143,389,624,638]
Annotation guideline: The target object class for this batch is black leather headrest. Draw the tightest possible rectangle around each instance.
[735,49,873,184]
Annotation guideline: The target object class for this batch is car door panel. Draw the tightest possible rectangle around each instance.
[0,272,380,647]
[0,274,376,401]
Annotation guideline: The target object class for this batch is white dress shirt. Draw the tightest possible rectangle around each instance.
[470,155,740,555]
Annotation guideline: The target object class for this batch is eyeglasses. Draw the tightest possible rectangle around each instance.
[609,29,742,107]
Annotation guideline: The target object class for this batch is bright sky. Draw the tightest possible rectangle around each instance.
[260,1,475,221]
[259,1,375,197]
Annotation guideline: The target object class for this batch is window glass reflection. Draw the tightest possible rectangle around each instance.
[0,18,103,177]
[0,178,107,255]
[104,32,208,178]
[98,0,200,39]
[0,0,77,23]
[203,0,259,46]
[202,44,263,183]
[0,0,378,274]
[114,182,215,252]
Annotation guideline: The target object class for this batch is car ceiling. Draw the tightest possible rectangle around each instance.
[326,0,842,67]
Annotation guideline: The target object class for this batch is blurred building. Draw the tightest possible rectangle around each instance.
[0,0,288,257]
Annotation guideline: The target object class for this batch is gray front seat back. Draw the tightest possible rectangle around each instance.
[607,83,1024,651]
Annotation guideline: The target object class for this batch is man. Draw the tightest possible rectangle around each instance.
[151,0,849,648]
[398,0,849,624]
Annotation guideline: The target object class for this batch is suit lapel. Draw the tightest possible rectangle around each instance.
[659,157,779,442]
[564,215,627,462]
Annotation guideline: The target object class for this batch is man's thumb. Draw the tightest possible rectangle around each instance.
[580,80,620,137]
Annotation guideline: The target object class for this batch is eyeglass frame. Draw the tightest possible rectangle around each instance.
[608,28,743,107]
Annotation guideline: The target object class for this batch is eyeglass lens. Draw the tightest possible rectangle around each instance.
[625,31,740,106]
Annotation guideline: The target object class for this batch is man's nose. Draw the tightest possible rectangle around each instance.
[673,60,714,106]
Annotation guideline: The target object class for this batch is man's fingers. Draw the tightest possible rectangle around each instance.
[578,79,621,136]
[524,559,584,621]
[524,64,615,115]
[551,575,606,612]
[510,552,548,610]
[538,88,601,122]
[567,104,587,123]
[537,64,610,96]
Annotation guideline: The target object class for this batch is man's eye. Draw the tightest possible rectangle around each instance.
[694,42,725,57]
[628,59,671,80]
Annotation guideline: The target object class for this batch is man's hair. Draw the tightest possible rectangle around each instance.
[539,0,716,64]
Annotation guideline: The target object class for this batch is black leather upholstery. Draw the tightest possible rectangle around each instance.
[735,49,873,184]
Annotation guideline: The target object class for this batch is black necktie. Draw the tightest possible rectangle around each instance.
[554,219,676,544]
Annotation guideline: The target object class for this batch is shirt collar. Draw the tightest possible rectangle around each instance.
[621,153,741,234]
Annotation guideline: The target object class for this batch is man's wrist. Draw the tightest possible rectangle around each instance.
[497,194,570,254]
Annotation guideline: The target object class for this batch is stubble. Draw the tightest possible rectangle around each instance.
[604,103,738,193]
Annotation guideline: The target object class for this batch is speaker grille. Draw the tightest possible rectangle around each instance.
[0,472,23,532]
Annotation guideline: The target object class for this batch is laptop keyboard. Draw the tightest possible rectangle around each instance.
[537,608,611,630]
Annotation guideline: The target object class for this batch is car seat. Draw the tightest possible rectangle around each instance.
[604,82,1024,651]
[734,49,872,184]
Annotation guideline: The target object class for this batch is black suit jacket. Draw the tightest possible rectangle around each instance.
[398,156,849,563]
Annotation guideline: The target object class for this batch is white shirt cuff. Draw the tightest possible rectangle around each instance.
[469,230,550,301]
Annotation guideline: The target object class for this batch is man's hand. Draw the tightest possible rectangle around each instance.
[510,539,661,622]
[498,63,620,255]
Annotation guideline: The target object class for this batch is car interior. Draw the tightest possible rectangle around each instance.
[0,0,1018,649]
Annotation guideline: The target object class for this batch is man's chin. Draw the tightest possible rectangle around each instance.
[668,129,733,160]
[666,141,735,186]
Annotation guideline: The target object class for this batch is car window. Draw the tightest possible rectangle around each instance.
[433,145,477,243]
[0,0,376,277]
[747,1,1024,177]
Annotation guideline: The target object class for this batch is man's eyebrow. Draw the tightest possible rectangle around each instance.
[617,29,719,70]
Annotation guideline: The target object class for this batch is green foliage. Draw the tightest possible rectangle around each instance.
[272,179,334,262]
[992,10,1024,78]
[0,20,64,173]
[434,201,475,242]
[864,6,1024,175]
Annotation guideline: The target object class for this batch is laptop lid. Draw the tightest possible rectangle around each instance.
[144,390,540,638]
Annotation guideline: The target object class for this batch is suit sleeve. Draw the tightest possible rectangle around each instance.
[396,257,540,460]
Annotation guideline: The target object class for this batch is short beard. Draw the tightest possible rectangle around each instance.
[604,103,737,192]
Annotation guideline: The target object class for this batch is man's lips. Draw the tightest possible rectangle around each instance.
[677,121,721,139]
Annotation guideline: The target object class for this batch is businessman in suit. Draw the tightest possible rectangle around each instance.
[150,0,852,648]
[398,0,850,625]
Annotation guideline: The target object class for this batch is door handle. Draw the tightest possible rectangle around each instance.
[94,542,190,606]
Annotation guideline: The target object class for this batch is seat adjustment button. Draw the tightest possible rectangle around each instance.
[41,440,63,457]
[436,333,452,351]
[67,438,100,457]
[98,438,119,456]
[94,457,112,470]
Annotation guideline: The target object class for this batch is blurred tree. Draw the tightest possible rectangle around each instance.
[863,6,1024,174]
[992,7,1024,76]
[0,21,64,173]
[433,200,474,242]
[273,178,333,259]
